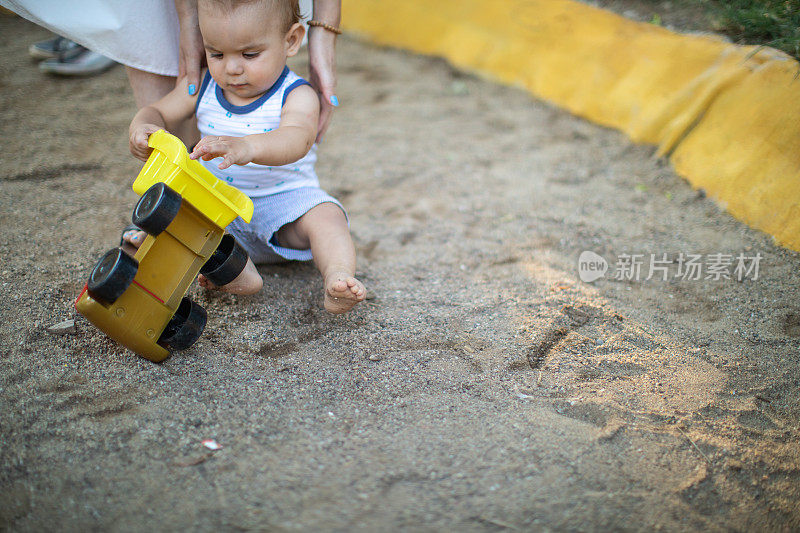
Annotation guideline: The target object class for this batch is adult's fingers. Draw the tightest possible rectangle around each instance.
[311,77,337,142]
[178,24,205,95]
[308,27,338,142]
[317,93,335,142]
[184,47,203,96]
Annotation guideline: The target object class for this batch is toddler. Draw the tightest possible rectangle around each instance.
[128,0,365,314]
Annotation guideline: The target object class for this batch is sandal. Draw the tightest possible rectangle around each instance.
[39,46,116,76]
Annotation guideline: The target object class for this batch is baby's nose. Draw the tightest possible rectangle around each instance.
[225,59,244,75]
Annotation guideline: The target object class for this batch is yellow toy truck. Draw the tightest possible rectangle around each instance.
[75,130,254,362]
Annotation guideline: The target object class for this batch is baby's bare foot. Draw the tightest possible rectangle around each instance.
[120,229,146,256]
[324,271,366,314]
[198,258,263,295]
[122,228,146,246]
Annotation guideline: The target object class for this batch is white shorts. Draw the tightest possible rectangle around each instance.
[226,187,346,264]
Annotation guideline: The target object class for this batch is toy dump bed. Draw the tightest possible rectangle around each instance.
[133,129,253,227]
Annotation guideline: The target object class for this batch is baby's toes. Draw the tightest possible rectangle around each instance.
[123,230,146,246]
[350,282,366,300]
[327,278,351,297]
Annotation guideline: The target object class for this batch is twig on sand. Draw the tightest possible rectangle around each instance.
[677,427,712,465]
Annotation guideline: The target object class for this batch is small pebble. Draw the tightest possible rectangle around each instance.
[202,439,222,450]
[368,353,382,361]
[47,319,76,335]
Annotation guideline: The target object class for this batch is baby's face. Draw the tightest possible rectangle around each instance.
[199,2,295,104]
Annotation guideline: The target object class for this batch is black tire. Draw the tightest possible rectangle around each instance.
[87,248,138,304]
[132,182,182,236]
[158,297,207,351]
[200,234,249,287]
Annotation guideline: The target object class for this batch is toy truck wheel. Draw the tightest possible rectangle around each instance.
[199,234,249,287]
[87,248,138,304]
[158,297,207,351]
[132,182,182,236]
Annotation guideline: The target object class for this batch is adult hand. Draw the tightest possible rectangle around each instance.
[175,0,205,95]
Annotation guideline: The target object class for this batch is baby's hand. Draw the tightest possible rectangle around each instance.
[189,135,253,170]
[129,124,161,161]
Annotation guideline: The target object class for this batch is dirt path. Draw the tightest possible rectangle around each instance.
[2,14,799,531]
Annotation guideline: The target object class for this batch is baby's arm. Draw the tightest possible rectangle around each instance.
[189,84,319,170]
[129,77,197,161]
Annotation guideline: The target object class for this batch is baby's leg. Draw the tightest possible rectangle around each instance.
[197,257,263,295]
[276,202,366,314]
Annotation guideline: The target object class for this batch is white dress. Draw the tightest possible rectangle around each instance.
[1,0,313,76]
[1,0,181,76]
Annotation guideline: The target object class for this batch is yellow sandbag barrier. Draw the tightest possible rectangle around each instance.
[342,0,800,250]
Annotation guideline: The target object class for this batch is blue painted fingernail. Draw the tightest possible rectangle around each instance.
[188,84,197,96]
[330,95,339,106]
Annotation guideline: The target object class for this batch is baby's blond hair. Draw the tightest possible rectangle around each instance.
[200,0,302,31]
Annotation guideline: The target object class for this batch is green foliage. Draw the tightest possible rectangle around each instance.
[708,0,800,59]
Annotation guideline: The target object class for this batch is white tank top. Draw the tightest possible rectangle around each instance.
[195,66,319,197]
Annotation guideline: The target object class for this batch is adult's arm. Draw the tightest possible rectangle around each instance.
[308,0,341,142]
[174,0,205,94]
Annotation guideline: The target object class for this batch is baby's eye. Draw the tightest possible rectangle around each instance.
[243,52,260,59]
[208,52,222,59]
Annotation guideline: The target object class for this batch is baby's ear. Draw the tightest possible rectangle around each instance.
[285,22,305,57]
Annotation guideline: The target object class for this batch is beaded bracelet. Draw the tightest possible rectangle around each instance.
[307,19,342,35]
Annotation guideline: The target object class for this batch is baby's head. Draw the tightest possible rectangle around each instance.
[198,0,304,103]
[199,0,301,32]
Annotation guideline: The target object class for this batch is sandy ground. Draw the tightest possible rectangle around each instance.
[2,12,800,532]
